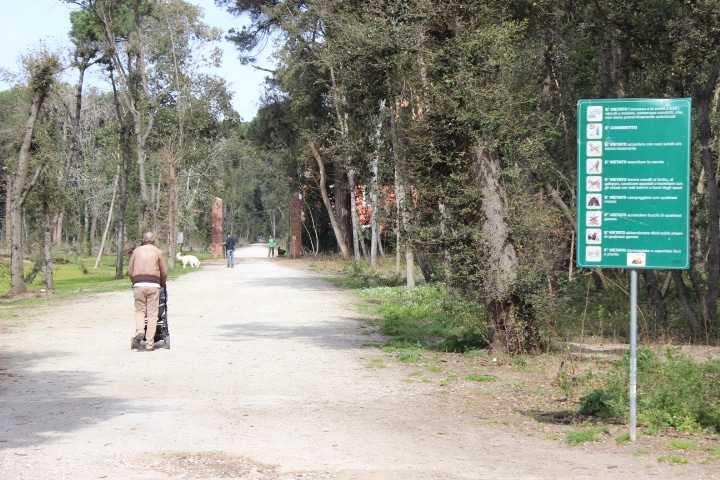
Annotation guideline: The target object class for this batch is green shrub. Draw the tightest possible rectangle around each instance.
[579,389,616,418]
[578,347,720,433]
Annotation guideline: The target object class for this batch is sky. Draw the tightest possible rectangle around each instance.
[0,0,273,121]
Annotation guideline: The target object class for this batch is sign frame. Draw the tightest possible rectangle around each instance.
[576,98,691,270]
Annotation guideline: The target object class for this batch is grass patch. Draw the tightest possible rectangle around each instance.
[0,250,207,301]
[367,358,386,369]
[475,390,495,396]
[615,432,632,444]
[511,355,542,373]
[466,375,497,382]
[426,364,444,373]
[1,255,126,299]
[440,375,458,386]
[666,439,696,450]
[703,445,720,459]
[327,261,404,289]
[357,284,488,353]
[397,349,422,363]
[658,455,689,465]
[566,426,609,446]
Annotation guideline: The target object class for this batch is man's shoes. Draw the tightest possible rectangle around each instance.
[145,346,153,352]
[132,333,144,349]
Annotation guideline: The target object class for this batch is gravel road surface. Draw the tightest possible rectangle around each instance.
[1,243,717,479]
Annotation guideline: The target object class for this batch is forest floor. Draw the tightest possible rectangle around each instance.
[1,243,719,479]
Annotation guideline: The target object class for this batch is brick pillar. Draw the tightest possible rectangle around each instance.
[290,197,303,258]
[211,197,224,258]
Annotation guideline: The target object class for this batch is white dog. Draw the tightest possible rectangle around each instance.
[176,252,200,268]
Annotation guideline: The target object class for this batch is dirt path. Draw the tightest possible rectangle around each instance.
[1,244,718,479]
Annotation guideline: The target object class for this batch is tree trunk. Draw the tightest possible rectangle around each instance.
[4,174,10,249]
[672,270,699,340]
[95,166,119,269]
[389,97,416,287]
[308,141,350,259]
[42,193,54,291]
[474,143,542,354]
[10,76,53,295]
[327,65,356,259]
[370,100,385,268]
[302,197,320,255]
[54,62,89,246]
[167,150,178,269]
[90,215,98,242]
[406,249,415,287]
[693,70,720,330]
[83,200,91,256]
[348,169,362,262]
[642,269,666,336]
[414,251,434,283]
[332,164,353,256]
[395,171,416,287]
[115,112,132,279]
[395,228,401,275]
[87,0,155,233]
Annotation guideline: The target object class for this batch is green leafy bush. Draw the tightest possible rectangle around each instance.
[578,347,720,433]
[579,389,616,418]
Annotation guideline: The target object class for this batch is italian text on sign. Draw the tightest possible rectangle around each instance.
[576,98,691,269]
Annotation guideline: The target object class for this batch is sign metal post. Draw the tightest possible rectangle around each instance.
[576,98,691,441]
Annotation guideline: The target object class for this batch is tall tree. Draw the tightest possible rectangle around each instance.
[53,9,107,249]
[9,51,61,295]
[148,0,224,265]
[67,0,158,234]
[0,89,27,250]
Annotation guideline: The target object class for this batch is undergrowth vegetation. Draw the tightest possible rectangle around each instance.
[578,348,720,434]
[314,258,489,352]
[357,284,488,352]
[318,258,720,437]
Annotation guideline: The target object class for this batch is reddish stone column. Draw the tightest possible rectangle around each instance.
[211,197,224,258]
[290,197,303,258]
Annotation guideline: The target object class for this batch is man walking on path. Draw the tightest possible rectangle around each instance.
[225,232,236,267]
[128,231,168,351]
[268,235,275,257]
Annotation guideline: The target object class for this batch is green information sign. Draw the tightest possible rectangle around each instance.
[577,98,691,269]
